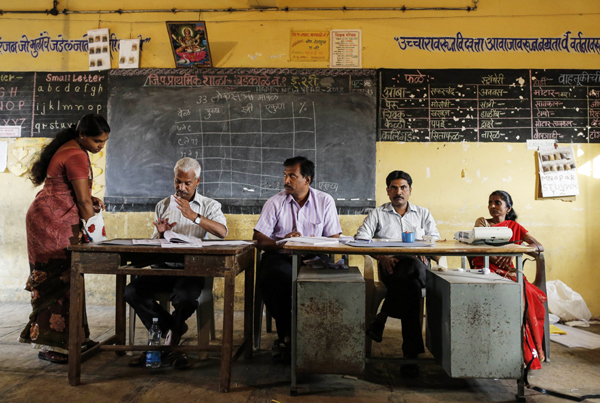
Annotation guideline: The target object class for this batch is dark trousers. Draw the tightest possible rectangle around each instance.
[124,275,204,337]
[259,251,294,341]
[379,256,429,357]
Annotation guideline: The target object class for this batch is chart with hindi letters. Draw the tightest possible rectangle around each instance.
[379,69,600,143]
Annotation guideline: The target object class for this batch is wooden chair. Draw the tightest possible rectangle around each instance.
[363,255,447,357]
[128,277,216,348]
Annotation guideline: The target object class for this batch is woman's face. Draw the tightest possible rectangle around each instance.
[80,131,109,154]
[488,194,510,220]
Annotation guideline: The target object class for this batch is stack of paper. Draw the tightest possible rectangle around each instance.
[276,236,339,246]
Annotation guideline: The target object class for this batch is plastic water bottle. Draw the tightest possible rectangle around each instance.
[146,318,161,368]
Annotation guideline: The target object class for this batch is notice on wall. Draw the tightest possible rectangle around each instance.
[290,31,330,62]
[330,30,361,68]
[538,146,580,197]
[0,126,21,137]
[119,39,141,69]
[0,141,7,172]
[87,28,111,71]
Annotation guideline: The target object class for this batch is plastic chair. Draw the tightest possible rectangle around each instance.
[364,255,447,357]
[531,253,551,361]
[128,277,216,347]
[253,250,274,351]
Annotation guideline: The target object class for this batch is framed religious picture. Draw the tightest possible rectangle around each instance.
[166,21,212,67]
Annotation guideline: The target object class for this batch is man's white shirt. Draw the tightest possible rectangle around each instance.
[152,192,228,240]
[355,202,440,241]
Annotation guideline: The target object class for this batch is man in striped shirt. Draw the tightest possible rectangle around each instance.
[124,157,227,367]
[254,156,342,362]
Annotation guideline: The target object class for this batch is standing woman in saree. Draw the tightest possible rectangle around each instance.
[19,114,110,364]
[471,190,546,370]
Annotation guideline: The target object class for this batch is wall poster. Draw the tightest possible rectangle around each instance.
[166,21,212,67]
[290,31,330,62]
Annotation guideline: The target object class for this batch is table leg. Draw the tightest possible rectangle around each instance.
[516,254,527,402]
[115,275,126,355]
[244,251,255,360]
[68,256,84,386]
[220,270,235,393]
[291,253,299,396]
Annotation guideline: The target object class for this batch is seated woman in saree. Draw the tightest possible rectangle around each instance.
[19,114,110,364]
[470,190,546,370]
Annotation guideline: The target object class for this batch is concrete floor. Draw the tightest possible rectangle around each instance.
[1,302,599,403]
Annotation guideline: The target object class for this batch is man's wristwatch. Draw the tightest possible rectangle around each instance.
[194,213,202,225]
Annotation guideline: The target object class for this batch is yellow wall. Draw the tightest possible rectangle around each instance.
[1,0,599,314]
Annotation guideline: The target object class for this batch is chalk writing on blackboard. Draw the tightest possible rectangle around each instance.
[105,68,377,213]
[379,69,600,143]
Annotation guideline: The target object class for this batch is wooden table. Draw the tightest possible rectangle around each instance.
[67,241,255,393]
[283,240,537,401]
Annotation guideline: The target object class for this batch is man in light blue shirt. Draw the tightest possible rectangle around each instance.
[355,170,440,369]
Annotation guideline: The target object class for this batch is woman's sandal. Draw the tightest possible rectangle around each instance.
[38,351,68,364]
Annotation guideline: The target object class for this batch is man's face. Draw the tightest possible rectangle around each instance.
[174,169,200,201]
[283,163,310,198]
[386,178,411,209]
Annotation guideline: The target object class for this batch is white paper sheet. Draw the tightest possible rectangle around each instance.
[119,39,140,69]
[0,141,7,172]
[550,324,600,349]
[161,243,203,248]
[132,239,169,245]
[87,28,111,71]
[0,126,21,138]
[276,236,339,246]
[202,240,254,246]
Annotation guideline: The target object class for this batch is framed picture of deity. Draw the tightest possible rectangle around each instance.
[166,21,212,67]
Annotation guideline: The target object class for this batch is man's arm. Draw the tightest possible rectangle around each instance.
[320,195,342,238]
[355,209,378,240]
[152,201,176,239]
[175,196,228,239]
[197,200,228,239]
[253,230,281,251]
[197,216,228,239]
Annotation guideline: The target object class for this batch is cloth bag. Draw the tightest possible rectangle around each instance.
[81,210,107,243]
[546,279,592,321]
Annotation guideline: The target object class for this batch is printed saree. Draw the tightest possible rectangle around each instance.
[19,147,92,354]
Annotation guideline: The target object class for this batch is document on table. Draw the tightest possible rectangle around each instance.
[202,240,254,246]
[102,239,134,245]
[276,236,339,246]
[161,243,203,248]
[132,239,169,245]
[0,141,7,172]
[346,241,432,247]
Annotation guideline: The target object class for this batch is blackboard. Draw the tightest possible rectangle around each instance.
[0,72,35,136]
[0,71,108,137]
[105,68,377,214]
[379,69,600,143]
[32,72,108,136]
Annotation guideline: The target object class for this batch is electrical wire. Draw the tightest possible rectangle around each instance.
[0,0,479,16]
